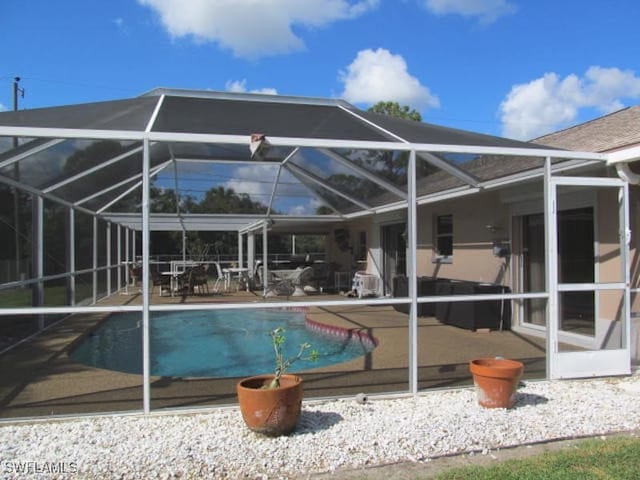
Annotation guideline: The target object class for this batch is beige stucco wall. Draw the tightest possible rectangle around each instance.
[597,188,625,323]
[322,179,633,337]
[326,220,372,272]
[415,191,511,285]
[629,185,640,314]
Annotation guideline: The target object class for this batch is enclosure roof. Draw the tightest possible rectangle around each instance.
[0,88,541,148]
[0,88,607,233]
[0,96,160,131]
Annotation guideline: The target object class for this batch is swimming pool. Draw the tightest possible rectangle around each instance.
[69,309,377,378]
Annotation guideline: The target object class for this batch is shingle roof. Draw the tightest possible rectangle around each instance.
[533,106,640,153]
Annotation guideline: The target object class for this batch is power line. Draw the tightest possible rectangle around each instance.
[5,75,139,94]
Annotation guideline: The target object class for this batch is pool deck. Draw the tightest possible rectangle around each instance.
[0,289,546,419]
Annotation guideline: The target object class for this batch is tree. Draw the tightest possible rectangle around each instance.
[368,101,422,122]
[193,186,267,215]
[162,186,268,257]
[315,205,334,215]
[313,101,431,214]
[364,101,436,181]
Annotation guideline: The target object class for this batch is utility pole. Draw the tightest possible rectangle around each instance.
[12,77,24,281]
[12,77,24,145]
[13,77,24,111]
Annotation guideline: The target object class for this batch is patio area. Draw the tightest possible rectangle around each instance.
[0,289,545,419]
[0,87,629,422]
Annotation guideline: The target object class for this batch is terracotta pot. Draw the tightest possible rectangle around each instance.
[469,358,524,409]
[236,374,303,436]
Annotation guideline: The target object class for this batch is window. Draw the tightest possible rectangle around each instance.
[434,214,453,262]
[356,231,367,261]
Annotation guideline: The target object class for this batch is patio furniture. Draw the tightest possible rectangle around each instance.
[159,269,184,297]
[292,266,315,296]
[175,264,212,295]
[352,271,379,298]
[263,266,314,298]
[392,277,511,330]
[151,271,172,296]
[170,260,198,275]
[392,276,442,316]
[189,265,210,295]
[128,265,142,287]
[435,281,511,331]
[334,271,353,293]
[212,262,225,293]
[223,266,250,292]
[307,262,331,293]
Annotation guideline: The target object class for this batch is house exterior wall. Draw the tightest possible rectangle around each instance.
[597,188,625,319]
[330,173,633,355]
[591,188,624,349]
[326,219,372,273]
[629,184,640,313]
[627,183,640,363]
[415,191,511,285]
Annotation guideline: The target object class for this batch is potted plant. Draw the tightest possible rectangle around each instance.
[237,327,318,436]
[469,357,524,409]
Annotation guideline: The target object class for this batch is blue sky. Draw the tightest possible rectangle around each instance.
[2,0,640,141]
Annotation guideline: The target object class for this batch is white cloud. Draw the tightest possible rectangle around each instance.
[138,0,379,59]
[224,165,277,200]
[225,79,278,95]
[499,66,640,140]
[339,48,439,109]
[582,66,640,111]
[422,0,516,23]
[289,203,311,215]
[0,103,7,112]
[223,164,322,214]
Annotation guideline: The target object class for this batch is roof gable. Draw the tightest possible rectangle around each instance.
[534,106,640,153]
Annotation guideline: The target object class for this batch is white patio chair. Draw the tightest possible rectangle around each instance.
[190,264,210,295]
[263,266,313,298]
[212,262,225,293]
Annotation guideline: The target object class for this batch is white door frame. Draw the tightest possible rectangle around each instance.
[546,168,631,379]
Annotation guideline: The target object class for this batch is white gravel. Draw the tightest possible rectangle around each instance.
[2,374,640,479]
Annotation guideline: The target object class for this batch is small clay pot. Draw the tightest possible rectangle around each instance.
[237,374,303,436]
[469,358,524,408]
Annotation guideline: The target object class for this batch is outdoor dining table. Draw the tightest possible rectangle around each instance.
[222,267,250,292]
[160,271,181,297]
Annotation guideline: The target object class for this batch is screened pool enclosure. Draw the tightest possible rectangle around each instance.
[0,88,631,419]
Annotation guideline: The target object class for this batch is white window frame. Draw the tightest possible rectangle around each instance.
[433,213,453,263]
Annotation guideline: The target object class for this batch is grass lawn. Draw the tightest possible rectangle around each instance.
[434,435,640,480]
[0,284,94,307]
[0,283,94,350]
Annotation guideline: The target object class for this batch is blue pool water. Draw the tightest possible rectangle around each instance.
[69,309,375,378]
